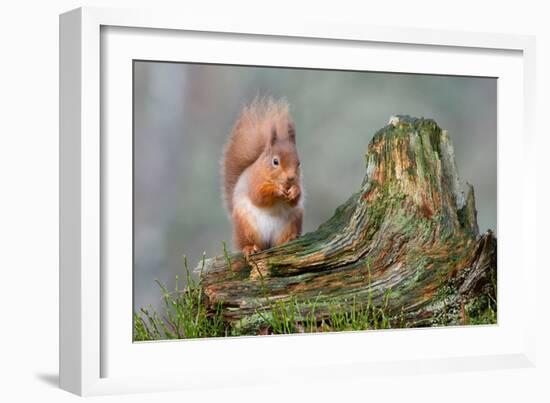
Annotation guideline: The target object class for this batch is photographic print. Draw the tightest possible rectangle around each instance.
[132,62,497,341]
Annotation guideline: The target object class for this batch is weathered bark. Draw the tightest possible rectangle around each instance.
[196,116,497,332]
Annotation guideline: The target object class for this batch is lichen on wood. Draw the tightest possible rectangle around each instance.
[196,115,497,333]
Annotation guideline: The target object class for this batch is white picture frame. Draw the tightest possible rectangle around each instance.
[59,6,537,396]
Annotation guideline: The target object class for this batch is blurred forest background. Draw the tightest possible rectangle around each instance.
[133,61,497,314]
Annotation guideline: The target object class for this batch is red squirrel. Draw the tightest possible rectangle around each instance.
[222,97,304,256]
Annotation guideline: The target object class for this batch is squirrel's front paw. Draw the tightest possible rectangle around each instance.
[285,185,301,204]
[242,244,260,257]
[274,185,287,198]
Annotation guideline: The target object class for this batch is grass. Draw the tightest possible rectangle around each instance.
[133,251,394,340]
[134,253,228,341]
[466,267,498,325]
[249,257,393,334]
[463,291,497,325]
[133,247,496,341]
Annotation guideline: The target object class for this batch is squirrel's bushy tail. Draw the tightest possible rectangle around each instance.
[222,97,291,213]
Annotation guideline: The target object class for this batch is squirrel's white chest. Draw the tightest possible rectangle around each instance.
[238,199,290,246]
[232,170,292,247]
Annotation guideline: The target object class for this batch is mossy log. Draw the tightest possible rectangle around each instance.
[196,116,497,332]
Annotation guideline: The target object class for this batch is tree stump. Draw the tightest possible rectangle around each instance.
[196,116,497,333]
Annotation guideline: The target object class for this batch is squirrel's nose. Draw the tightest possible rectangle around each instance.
[286,174,296,183]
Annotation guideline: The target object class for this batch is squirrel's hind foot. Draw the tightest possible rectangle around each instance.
[242,244,260,258]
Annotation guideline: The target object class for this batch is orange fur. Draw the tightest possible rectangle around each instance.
[275,209,303,246]
[248,174,284,208]
[232,208,263,252]
[221,97,304,255]
[221,97,295,212]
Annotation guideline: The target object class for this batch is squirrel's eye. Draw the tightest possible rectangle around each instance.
[272,157,280,167]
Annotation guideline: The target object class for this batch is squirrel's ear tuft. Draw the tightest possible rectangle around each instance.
[270,125,278,147]
[288,122,296,144]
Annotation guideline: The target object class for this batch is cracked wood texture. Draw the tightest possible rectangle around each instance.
[197,116,497,332]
